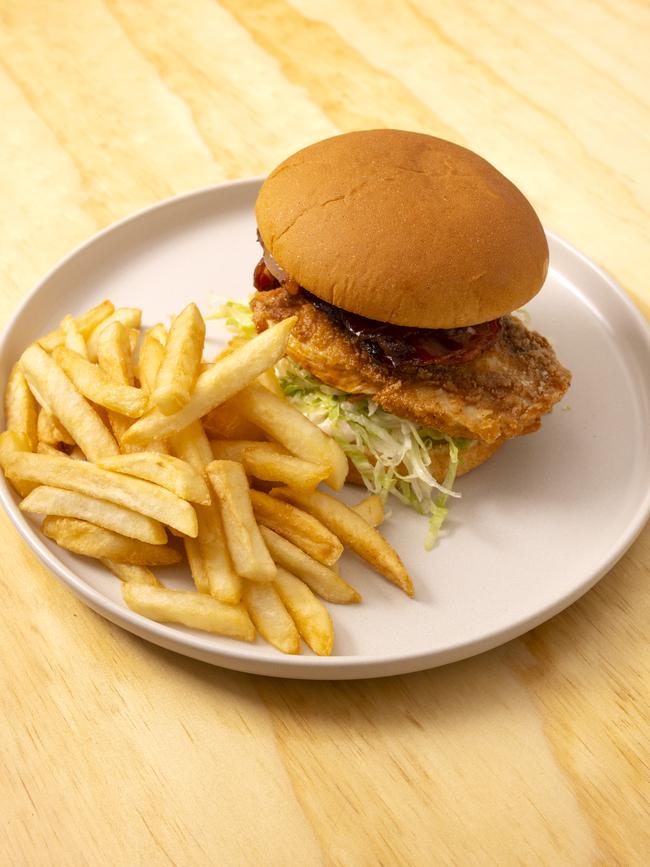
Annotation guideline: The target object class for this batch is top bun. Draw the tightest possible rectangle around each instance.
[256,130,549,328]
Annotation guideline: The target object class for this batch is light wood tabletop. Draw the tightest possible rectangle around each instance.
[1,2,649,864]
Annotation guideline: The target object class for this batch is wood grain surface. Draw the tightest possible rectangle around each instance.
[1,2,649,864]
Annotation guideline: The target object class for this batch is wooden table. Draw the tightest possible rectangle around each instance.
[2,2,648,864]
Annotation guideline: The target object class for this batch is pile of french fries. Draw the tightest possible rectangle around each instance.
[0,300,412,656]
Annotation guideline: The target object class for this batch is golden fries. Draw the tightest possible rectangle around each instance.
[95,320,143,453]
[52,346,147,418]
[0,429,31,467]
[274,567,334,656]
[259,526,360,604]
[203,402,265,440]
[351,494,385,527]
[19,344,119,460]
[122,583,255,640]
[123,317,296,445]
[230,382,348,490]
[169,421,241,601]
[21,485,167,545]
[60,314,88,358]
[152,302,205,415]
[241,446,329,491]
[137,328,166,394]
[97,320,134,386]
[42,516,181,565]
[242,580,299,654]
[5,452,198,537]
[36,442,63,456]
[256,366,284,397]
[250,489,343,566]
[0,430,35,495]
[196,503,242,603]
[37,407,74,446]
[102,561,160,586]
[169,420,214,472]
[86,307,142,361]
[271,488,413,596]
[207,460,276,582]
[96,453,210,504]
[1,295,425,658]
[183,535,209,593]
[4,364,38,451]
[210,438,327,489]
[38,300,114,352]
[209,440,284,462]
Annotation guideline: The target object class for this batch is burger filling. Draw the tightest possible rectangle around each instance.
[254,258,502,374]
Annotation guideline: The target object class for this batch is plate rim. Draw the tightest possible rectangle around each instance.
[2,178,650,679]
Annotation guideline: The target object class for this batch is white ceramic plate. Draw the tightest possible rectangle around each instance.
[2,179,649,679]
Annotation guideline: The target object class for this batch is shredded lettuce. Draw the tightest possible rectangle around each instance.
[206,298,258,339]
[211,299,470,549]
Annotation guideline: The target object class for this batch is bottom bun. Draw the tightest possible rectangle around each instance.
[346,438,504,487]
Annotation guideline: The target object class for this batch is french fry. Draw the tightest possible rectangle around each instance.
[148,323,167,344]
[101,559,162,587]
[21,485,167,545]
[96,453,210,504]
[241,446,329,491]
[123,317,296,446]
[121,582,255,641]
[183,536,209,593]
[127,327,139,359]
[137,328,166,393]
[230,382,348,490]
[86,307,142,362]
[19,344,119,460]
[97,320,134,386]
[169,421,241,600]
[102,560,160,586]
[169,420,213,472]
[96,320,144,453]
[0,430,35,495]
[351,494,385,527]
[52,346,147,418]
[274,567,334,656]
[270,488,413,596]
[196,503,242,603]
[206,460,276,583]
[256,367,284,397]
[202,402,266,441]
[4,363,38,451]
[5,453,198,537]
[260,526,360,604]
[250,489,343,566]
[38,300,114,352]
[242,580,299,654]
[37,442,66,456]
[37,407,74,446]
[209,440,284,462]
[60,314,88,358]
[68,445,86,461]
[152,302,205,415]
[42,516,181,565]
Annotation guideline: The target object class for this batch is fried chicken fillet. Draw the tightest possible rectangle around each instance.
[252,287,571,449]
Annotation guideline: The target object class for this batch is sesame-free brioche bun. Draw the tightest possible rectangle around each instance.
[256,130,549,328]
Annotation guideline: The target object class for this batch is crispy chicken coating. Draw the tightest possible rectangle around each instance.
[251,288,571,444]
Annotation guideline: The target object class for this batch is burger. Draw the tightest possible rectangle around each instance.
[231,130,571,545]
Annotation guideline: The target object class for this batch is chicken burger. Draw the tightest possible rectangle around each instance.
[244,130,571,544]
